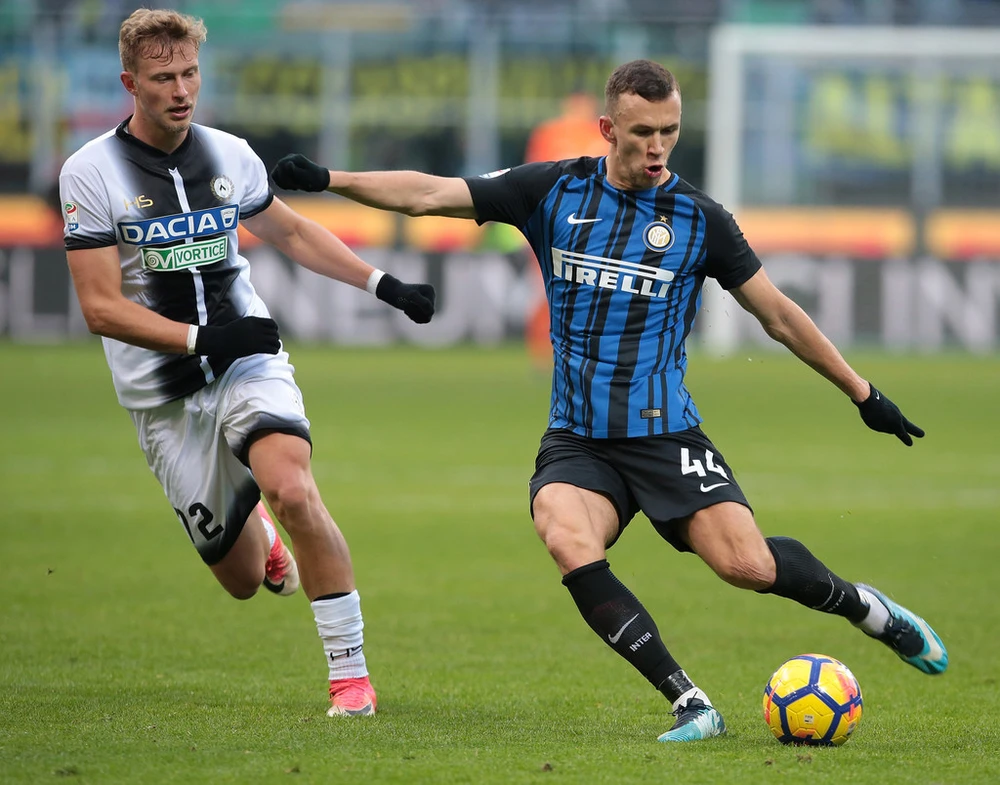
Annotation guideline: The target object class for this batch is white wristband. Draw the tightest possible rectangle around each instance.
[186,324,199,355]
[365,269,385,296]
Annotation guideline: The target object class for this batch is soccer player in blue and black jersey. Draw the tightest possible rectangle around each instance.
[271,59,947,742]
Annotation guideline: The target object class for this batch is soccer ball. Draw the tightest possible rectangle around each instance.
[762,653,863,746]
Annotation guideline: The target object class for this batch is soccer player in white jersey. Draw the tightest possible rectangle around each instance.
[58,8,436,717]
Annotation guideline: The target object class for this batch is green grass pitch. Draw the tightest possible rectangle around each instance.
[1,342,997,784]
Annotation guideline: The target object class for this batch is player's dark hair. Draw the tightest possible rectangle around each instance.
[605,60,678,117]
[119,8,207,73]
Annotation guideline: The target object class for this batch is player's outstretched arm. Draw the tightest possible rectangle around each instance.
[67,247,279,357]
[270,153,477,219]
[730,268,924,446]
[243,197,435,324]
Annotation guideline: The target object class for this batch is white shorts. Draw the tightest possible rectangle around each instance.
[130,351,310,565]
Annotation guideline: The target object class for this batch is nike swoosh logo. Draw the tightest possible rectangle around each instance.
[699,482,730,492]
[567,213,602,225]
[608,614,639,644]
[914,616,945,662]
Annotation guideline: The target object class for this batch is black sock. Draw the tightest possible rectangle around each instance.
[562,560,686,699]
[759,536,867,623]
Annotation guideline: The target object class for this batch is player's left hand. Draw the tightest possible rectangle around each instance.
[270,153,330,192]
[375,273,436,324]
[853,383,925,446]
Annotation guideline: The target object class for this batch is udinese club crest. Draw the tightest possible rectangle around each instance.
[210,175,235,201]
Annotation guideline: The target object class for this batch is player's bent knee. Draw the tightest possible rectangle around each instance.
[539,522,604,569]
[713,553,776,590]
[211,546,267,599]
[226,584,261,601]
[261,480,316,527]
[217,573,263,600]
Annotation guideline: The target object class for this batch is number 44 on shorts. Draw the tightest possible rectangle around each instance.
[679,447,729,483]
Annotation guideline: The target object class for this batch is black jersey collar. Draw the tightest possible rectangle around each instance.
[116,115,195,158]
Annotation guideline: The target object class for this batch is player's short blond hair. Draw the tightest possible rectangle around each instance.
[119,8,207,74]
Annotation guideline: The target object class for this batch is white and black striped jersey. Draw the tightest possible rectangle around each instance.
[59,118,274,410]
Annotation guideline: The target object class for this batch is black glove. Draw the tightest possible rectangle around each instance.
[854,383,925,446]
[270,153,330,192]
[194,317,281,358]
[375,273,436,324]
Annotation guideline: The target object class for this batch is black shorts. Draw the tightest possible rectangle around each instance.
[528,426,752,553]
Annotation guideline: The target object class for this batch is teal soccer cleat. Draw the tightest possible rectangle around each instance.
[657,697,727,743]
[856,583,948,675]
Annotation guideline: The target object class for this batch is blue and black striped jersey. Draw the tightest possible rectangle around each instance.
[465,156,761,438]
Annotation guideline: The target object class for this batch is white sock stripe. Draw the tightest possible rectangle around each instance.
[856,587,891,634]
[259,516,277,549]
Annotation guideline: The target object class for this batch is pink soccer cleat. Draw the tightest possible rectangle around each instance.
[259,503,299,597]
[327,676,377,717]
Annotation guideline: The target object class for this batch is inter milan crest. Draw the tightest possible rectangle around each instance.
[642,216,674,253]
[210,174,235,201]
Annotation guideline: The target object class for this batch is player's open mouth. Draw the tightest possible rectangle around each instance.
[645,164,663,178]
[169,106,191,119]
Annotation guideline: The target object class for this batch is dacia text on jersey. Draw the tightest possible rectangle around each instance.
[117,204,238,272]
[118,204,238,244]
[552,248,674,299]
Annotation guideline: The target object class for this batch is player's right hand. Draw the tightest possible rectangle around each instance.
[194,316,281,358]
[270,154,331,192]
[853,383,925,446]
[375,273,436,324]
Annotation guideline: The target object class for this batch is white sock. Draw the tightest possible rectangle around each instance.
[259,515,277,550]
[855,587,891,634]
[672,685,713,712]
[312,590,368,681]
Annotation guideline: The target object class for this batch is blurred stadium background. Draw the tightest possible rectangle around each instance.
[4,6,1000,781]
[2,0,1000,352]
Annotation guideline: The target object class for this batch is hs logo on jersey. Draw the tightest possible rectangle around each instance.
[124,194,154,211]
